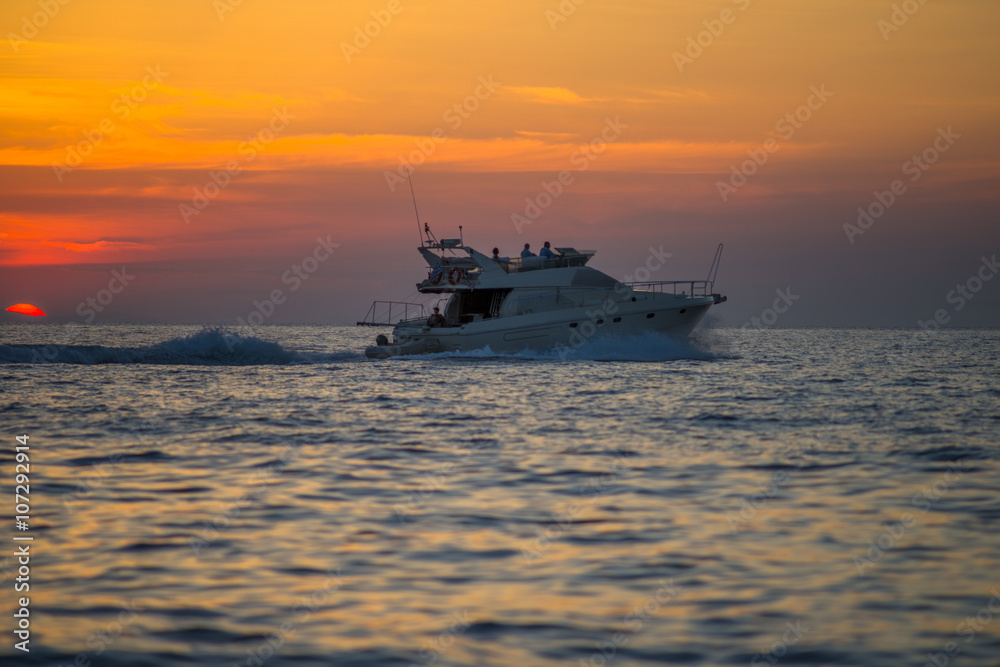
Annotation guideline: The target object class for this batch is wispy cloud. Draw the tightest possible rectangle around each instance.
[42,239,152,253]
[624,88,714,104]
[513,130,577,139]
[507,86,604,105]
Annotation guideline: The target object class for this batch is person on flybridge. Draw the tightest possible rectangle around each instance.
[521,243,535,258]
[539,241,560,259]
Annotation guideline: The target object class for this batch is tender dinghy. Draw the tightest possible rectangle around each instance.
[365,337,443,359]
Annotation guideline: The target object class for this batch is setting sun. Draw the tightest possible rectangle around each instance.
[5,303,46,316]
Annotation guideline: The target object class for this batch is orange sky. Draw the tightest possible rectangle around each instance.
[1,0,999,326]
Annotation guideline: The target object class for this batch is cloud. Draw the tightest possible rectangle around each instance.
[42,239,152,253]
[626,88,714,104]
[513,130,577,140]
[507,86,604,105]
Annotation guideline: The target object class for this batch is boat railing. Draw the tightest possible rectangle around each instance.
[356,301,427,326]
[625,280,715,297]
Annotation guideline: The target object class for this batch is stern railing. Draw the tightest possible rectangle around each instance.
[356,301,427,326]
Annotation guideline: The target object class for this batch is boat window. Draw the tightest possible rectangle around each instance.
[509,293,558,316]
[646,313,655,318]
[556,293,577,308]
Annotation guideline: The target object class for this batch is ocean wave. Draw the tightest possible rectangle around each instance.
[0,328,303,366]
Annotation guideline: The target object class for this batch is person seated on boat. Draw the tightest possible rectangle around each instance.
[492,247,501,262]
[427,307,446,328]
[521,243,535,258]
[539,241,560,259]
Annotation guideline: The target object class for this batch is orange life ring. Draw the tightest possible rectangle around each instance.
[447,268,463,285]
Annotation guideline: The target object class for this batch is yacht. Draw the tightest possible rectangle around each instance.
[361,230,726,359]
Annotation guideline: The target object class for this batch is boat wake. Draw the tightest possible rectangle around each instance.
[0,328,307,366]
[1,327,727,366]
[391,331,726,362]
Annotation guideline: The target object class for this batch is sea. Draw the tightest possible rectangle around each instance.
[1,324,998,667]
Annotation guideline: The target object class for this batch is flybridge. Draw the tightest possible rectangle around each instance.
[417,223,594,275]
[413,244,602,294]
[495,249,596,274]
[421,242,595,272]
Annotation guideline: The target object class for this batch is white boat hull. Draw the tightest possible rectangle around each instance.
[366,296,715,358]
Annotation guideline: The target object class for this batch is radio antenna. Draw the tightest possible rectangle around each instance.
[408,175,423,245]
